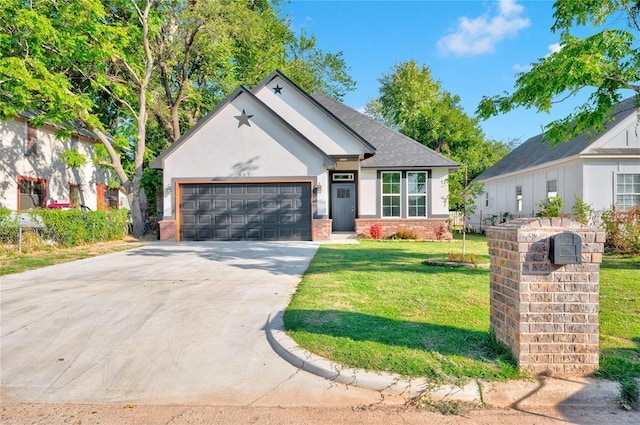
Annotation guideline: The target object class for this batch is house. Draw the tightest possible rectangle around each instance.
[151,70,459,241]
[0,112,126,211]
[468,97,640,230]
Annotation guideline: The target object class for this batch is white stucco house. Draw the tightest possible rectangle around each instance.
[0,113,126,211]
[468,97,640,230]
[152,70,459,241]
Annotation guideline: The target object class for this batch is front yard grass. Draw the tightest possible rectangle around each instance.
[284,234,640,388]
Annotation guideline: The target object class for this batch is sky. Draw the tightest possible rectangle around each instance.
[280,0,612,144]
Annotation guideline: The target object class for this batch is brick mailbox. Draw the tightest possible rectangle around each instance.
[486,218,605,376]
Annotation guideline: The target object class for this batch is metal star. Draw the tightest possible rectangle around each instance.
[272,84,283,95]
[234,109,253,128]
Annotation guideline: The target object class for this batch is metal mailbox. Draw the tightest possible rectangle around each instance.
[550,232,582,265]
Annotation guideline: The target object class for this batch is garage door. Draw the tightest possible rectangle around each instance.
[180,182,312,241]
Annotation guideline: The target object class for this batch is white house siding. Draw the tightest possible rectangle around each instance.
[469,159,583,229]
[430,168,450,216]
[161,97,330,218]
[254,77,369,156]
[0,117,104,210]
[359,169,377,216]
[583,158,640,212]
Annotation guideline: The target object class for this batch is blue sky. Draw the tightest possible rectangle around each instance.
[281,0,599,144]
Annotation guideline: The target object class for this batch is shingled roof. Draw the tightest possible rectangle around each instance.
[476,97,639,181]
[311,93,459,169]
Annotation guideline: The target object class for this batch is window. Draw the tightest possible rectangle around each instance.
[515,186,523,212]
[547,180,557,199]
[70,135,79,149]
[18,176,46,210]
[617,174,640,210]
[97,184,119,210]
[70,184,80,206]
[485,192,489,207]
[332,173,354,181]
[407,172,427,217]
[25,125,38,156]
[382,172,401,217]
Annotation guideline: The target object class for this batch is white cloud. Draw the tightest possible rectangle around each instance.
[437,0,531,57]
[546,43,562,56]
[512,63,532,72]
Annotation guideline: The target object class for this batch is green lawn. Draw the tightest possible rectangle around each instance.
[284,234,639,387]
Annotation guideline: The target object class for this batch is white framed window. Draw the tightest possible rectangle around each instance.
[515,186,523,212]
[332,173,354,181]
[381,171,401,217]
[546,180,557,199]
[407,172,427,217]
[485,192,489,207]
[616,174,640,210]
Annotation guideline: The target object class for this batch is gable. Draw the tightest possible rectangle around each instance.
[253,73,375,157]
[477,97,639,181]
[155,88,334,177]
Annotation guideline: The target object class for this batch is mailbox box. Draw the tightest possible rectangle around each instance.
[550,232,582,265]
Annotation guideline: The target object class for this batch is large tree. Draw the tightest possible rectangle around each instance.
[0,0,354,236]
[477,0,639,143]
[366,60,512,210]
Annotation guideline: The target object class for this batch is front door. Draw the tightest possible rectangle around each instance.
[331,183,355,231]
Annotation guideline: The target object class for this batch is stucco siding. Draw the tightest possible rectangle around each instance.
[161,98,329,218]
[359,169,377,216]
[430,168,449,215]
[254,77,368,156]
[1,117,104,210]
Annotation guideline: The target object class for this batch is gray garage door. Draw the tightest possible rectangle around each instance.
[180,182,312,241]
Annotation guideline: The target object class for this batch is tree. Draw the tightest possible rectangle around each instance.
[366,61,512,210]
[477,0,639,144]
[0,0,355,236]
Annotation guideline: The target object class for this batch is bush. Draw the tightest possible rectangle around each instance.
[572,195,593,225]
[394,228,418,240]
[0,207,19,243]
[369,223,383,240]
[601,206,640,254]
[537,196,564,217]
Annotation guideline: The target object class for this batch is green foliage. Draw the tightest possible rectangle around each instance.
[366,61,512,211]
[600,206,640,254]
[0,207,19,243]
[536,195,565,217]
[572,194,593,225]
[477,0,640,144]
[28,208,129,248]
[59,148,87,168]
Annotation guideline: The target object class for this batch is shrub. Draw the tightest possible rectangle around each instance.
[447,252,479,263]
[0,207,19,244]
[537,196,564,217]
[435,223,449,240]
[369,223,383,240]
[600,206,640,254]
[394,228,418,240]
[572,194,593,225]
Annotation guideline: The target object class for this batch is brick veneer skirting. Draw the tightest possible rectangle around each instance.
[486,218,604,377]
[159,220,177,242]
[355,218,452,240]
[312,219,332,241]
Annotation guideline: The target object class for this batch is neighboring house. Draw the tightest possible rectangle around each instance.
[152,70,459,241]
[0,112,126,211]
[469,97,640,230]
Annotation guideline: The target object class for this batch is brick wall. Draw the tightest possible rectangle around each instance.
[312,219,332,241]
[355,218,452,240]
[159,220,177,242]
[486,218,604,376]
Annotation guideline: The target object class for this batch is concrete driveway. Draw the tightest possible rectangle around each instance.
[0,242,382,406]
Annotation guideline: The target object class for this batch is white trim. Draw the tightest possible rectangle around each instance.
[406,171,427,218]
[381,171,401,218]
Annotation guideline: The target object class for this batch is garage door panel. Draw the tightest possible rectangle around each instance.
[180,182,311,241]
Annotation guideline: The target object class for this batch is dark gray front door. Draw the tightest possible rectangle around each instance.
[180,182,311,241]
[331,183,355,231]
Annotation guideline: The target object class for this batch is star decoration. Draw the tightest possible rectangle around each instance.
[234,109,253,128]
[272,84,283,95]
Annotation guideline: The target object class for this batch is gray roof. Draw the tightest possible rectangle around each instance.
[476,97,639,181]
[311,93,459,169]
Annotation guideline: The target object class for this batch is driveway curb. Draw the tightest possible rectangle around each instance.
[265,312,625,408]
